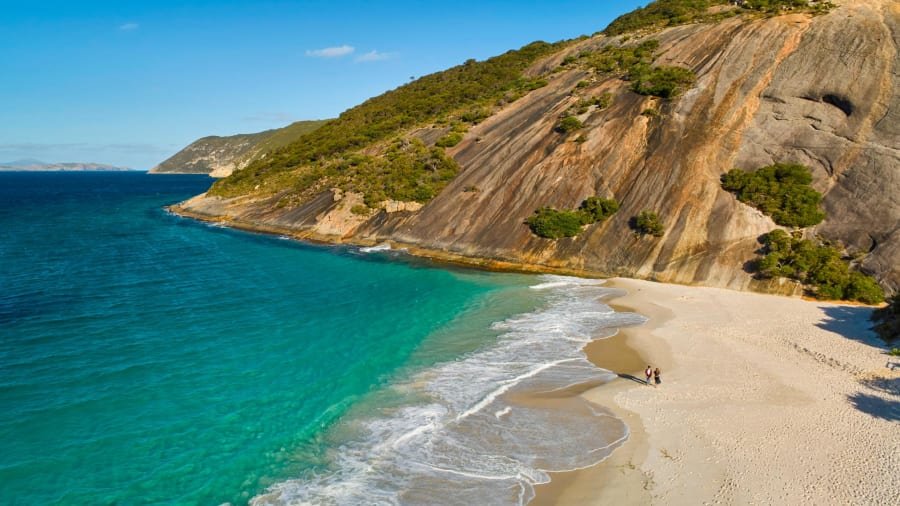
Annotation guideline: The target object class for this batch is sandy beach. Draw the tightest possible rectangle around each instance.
[535,278,900,505]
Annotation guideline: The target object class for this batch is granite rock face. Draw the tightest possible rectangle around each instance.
[178,1,899,294]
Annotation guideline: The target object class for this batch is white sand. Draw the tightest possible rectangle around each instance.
[544,278,899,505]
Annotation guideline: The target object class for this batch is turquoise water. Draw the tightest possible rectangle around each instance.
[0,172,644,505]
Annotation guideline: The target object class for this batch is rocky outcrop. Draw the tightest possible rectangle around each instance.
[176,0,899,294]
[150,120,327,177]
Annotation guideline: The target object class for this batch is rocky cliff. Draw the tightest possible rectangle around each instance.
[173,0,899,295]
[150,120,327,177]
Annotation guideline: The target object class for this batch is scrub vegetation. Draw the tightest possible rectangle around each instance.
[721,163,825,228]
[210,40,567,203]
[559,40,697,99]
[527,197,620,239]
[756,230,884,303]
[602,0,834,37]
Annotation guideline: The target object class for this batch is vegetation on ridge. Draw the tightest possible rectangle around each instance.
[559,40,697,99]
[210,40,567,201]
[721,163,825,228]
[756,230,884,304]
[602,0,834,37]
[527,197,619,239]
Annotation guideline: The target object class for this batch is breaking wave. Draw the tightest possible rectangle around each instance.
[253,275,646,506]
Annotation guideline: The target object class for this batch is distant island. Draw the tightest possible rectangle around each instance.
[0,159,134,172]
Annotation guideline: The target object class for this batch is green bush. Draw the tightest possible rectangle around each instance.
[889,347,900,356]
[435,132,464,147]
[721,163,825,228]
[757,230,884,303]
[350,204,370,216]
[872,295,899,343]
[527,197,620,238]
[567,40,695,99]
[460,107,492,124]
[579,197,620,222]
[633,210,665,237]
[629,64,696,98]
[526,208,589,239]
[556,116,584,133]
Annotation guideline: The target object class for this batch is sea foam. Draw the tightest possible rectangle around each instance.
[252,275,647,506]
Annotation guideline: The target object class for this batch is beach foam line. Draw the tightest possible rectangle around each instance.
[252,275,647,506]
[359,243,392,253]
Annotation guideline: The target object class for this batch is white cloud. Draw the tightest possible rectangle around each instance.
[355,50,397,62]
[305,45,355,58]
[118,22,139,31]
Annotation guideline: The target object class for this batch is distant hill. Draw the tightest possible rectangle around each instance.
[0,160,132,171]
[149,120,329,177]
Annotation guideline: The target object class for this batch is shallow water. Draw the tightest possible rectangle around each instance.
[0,172,645,505]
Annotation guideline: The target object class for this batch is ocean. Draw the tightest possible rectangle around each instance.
[0,172,645,505]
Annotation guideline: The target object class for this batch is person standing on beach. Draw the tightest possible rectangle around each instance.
[645,366,653,386]
[654,367,661,385]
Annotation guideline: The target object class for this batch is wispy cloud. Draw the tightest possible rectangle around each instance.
[118,22,139,32]
[241,112,294,123]
[305,45,355,58]
[355,50,397,63]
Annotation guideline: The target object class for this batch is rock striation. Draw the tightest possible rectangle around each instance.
[174,0,899,295]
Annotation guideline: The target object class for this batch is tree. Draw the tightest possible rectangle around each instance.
[633,210,664,237]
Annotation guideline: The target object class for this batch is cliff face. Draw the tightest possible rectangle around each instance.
[175,0,899,294]
[150,120,327,177]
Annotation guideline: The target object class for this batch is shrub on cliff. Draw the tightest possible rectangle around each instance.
[629,65,696,99]
[757,230,884,304]
[632,210,665,237]
[526,208,588,238]
[435,132,464,147]
[721,163,825,228]
[555,116,584,134]
[872,295,899,343]
[579,197,620,222]
[571,41,695,99]
[527,197,620,238]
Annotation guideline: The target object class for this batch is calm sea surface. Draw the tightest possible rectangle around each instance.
[0,172,642,505]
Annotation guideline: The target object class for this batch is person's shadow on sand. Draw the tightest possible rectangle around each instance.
[619,373,652,386]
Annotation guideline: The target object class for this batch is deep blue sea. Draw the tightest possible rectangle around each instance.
[0,172,644,505]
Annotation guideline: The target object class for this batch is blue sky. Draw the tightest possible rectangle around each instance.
[0,0,646,169]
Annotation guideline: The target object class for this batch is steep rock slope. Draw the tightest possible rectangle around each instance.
[175,0,899,294]
[150,120,327,177]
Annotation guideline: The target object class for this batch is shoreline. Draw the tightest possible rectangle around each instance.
[171,207,898,503]
[168,204,619,280]
[538,278,899,505]
[532,280,673,505]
